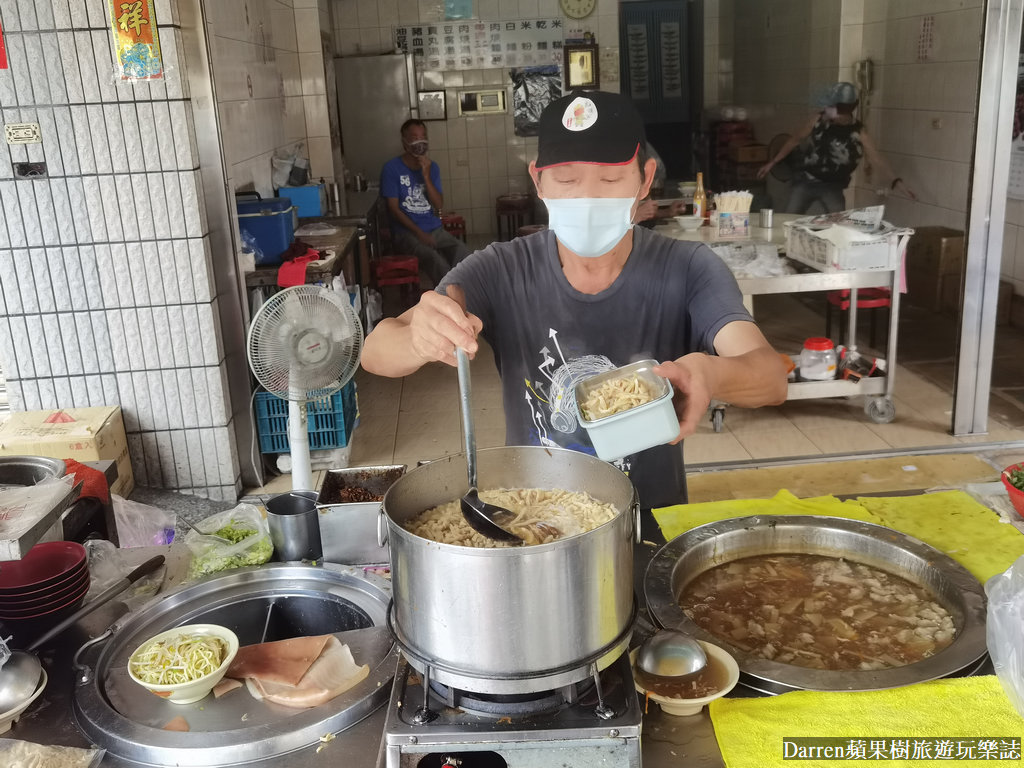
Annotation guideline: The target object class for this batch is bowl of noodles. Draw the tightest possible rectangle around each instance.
[127,624,239,704]
[574,360,678,461]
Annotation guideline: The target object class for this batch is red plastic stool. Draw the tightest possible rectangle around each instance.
[824,288,891,348]
[441,212,467,242]
[374,255,420,309]
[495,194,531,240]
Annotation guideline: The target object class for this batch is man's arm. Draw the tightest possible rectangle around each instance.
[653,321,789,441]
[386,197,436,246]
[361,288,482,378]
[757,113,818,179]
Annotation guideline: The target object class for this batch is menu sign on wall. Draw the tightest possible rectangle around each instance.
[394,19,564,72]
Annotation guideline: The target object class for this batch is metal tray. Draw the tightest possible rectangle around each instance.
[644,515,988,693]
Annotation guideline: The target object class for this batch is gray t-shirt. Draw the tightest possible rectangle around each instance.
[437,226,752,508]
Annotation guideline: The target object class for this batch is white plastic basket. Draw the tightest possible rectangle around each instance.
[784,221,913,272]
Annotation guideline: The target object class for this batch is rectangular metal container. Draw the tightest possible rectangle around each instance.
[574,360,678,462]
[317,465,406,565]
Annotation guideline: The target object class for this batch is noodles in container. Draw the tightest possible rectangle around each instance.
[574,360,678,461]
[127,624,239,704]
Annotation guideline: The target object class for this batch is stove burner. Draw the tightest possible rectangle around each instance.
[427,677,595,717]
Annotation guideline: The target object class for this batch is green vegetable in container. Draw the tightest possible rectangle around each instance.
[1008,467,1024,492]
[186,519,273,579]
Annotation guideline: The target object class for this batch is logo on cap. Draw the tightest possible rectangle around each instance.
[562,97,598,132]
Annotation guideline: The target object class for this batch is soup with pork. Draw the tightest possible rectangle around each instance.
[679,554,955,671]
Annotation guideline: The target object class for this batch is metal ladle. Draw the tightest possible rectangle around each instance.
[636,629,709,681]
[456,348,523,545]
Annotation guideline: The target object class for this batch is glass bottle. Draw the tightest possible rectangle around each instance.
[692,172,707,218]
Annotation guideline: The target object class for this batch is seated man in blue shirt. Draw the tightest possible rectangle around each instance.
[380,119,470,286]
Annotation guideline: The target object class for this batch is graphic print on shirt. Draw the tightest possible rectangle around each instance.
[522,327,632,473]
[400,173,431,215]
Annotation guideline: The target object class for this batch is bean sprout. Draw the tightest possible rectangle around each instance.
[130,634,227,685]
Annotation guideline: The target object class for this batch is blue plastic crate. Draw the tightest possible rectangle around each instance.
[255,382,357,454]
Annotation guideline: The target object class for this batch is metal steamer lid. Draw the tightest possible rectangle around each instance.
[72,564,398,767]
[644,515,988,694]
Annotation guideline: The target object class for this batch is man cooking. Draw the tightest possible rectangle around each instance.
[362,91,788,508]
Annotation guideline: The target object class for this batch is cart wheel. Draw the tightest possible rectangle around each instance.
[712,407,725,433]
[865,397,896,424]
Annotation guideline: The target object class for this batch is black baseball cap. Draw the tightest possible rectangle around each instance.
[535,91,646,170]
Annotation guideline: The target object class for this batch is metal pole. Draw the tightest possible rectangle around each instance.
[954,0,1024,435]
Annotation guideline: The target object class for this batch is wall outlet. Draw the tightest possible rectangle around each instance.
[4,122,41,144]
[14,162,47,178]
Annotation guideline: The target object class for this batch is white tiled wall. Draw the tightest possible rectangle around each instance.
[206,0,336,194]
[0,0,240,500]
[332,0,620,235]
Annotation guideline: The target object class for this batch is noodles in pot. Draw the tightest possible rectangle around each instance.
[404,488,618,547]
[580,375,655,421]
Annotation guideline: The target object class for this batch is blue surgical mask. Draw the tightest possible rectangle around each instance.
[543,190,639,258]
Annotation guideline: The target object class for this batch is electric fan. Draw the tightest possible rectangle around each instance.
[247,285,363,490]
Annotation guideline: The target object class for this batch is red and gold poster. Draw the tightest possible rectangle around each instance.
[108,0,163,80]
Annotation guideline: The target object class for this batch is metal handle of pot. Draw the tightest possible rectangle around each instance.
[72,619,125,685]
[633,501,642,543]
[377,508,389,547]
[455,348,477,488]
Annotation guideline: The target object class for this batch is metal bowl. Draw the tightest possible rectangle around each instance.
[644,515,988,693]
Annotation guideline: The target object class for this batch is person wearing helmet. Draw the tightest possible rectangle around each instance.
[362,91,788,509]
[757,82,915,213]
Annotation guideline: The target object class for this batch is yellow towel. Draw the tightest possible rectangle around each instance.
[848,491,1024,584]
[710,676,1024,768]
[653,489,877,542]
[653,489,1024,582]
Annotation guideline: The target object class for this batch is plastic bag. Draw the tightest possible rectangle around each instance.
[271,150,296,189]
[0,739,105,767]
[185,504,273,580]
[84,539,164,611]
[985,553,1024,716]
[112,495,176,548]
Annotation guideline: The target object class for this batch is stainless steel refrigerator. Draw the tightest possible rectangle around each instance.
[335,53,418,187]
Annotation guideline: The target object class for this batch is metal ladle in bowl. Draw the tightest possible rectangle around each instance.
[456,348,523,545]
[636,629,709,681]
[0,642,41,713]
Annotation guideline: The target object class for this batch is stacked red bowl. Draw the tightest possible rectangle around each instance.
[0,542,90,631]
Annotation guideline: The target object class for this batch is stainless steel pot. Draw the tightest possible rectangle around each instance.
[644,515,988,694]
[382,446,639,694]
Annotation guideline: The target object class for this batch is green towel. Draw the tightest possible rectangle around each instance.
[710,676,1024,767]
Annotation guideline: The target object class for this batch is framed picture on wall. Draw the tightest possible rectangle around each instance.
[564,44,599,90]
[418,90,447,120]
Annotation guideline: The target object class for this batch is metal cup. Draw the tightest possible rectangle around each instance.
[759,208,774,228]
[266,490,323,562]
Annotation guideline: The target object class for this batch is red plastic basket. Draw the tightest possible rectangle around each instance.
[1001,463,1024,517]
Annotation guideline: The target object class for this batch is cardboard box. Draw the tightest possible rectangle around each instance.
[940,275,1012,325]
[728,144,768,163]
[0,407,134,497]
[906,226,965,312]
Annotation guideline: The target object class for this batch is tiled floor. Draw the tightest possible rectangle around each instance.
[248,241,1024,495]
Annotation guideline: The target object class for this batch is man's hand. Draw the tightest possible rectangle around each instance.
[417,153,431,175]
[756,161,775,179]
[408,287,483,367]
[652,355,715,442]
[636,199,659,222]
[416,229,437,247]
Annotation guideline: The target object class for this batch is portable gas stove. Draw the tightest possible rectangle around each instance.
[380,652,642,767]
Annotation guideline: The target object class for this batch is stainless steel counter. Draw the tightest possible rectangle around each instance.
[2,542,724,768]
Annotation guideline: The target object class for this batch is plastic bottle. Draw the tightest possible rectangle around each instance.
[799,337,838,381]
[692,172,707,218]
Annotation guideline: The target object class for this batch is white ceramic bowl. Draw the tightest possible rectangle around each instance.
[0,668,46,734]
[673,215,704,231]
[678,182,698,197]
[127,624,240,704]
[631,641,740,716]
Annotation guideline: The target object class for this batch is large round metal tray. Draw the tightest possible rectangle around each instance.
[644,515,987,693]
[73,564,397,767]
